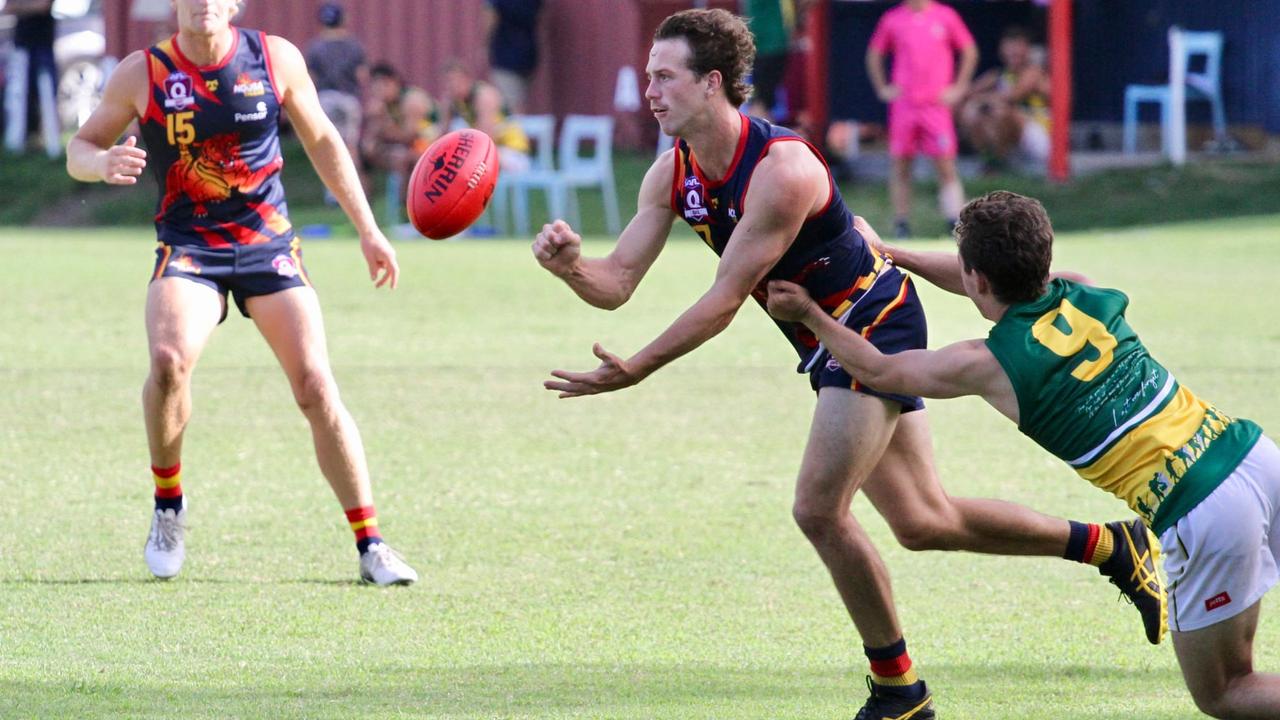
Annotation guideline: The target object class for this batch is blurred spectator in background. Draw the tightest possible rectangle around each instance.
[958,25,1050,172]
[4,0,60,158]
[867,0,977,238]
[361,63,439,209]
[442,61,530,173]
[742,0,794,121]
[483,0,543,115]
[400,87,442,159]
[306,2,367,199]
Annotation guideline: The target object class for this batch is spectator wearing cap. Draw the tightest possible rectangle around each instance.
[305,2,368,197]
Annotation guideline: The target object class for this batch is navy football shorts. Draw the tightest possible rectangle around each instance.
[151,238,311,321]
[803,266,927,413]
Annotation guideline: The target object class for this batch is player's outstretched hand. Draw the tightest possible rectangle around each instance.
[853,215,887,254]
[101,136,147,185]
[531,220,582,278]
[360,230,400,289]
[766,280,818,324]
[544,343,639,398]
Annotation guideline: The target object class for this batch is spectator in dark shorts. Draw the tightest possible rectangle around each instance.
[483,0,543,114]
[743,0,796,121]
[306,2,367,195]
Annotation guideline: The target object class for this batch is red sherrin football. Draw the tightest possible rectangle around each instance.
[406,129,500,240]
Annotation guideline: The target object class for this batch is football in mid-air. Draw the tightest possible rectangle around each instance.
[406,129,500,240]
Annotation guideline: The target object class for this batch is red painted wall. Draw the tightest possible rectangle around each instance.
[103,0,724,149]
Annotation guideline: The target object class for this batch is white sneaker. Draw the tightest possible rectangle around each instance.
[359,542,418,586]
[144,501,186,579]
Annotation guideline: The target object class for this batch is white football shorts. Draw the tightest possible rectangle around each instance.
[1160,434,1280,632]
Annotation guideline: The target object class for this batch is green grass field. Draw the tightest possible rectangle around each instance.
[1,217,1278,719]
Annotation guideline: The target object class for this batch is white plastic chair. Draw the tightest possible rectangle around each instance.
[484,114,554,235]
[509,114,620,236]
[1122,27,1227,159]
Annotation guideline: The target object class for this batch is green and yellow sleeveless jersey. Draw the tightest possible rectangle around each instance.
[985,279,1262,535]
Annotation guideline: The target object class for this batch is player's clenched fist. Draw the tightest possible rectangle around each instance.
[100,135,148,185]
[765,280,818,323]
[531,220,582,277]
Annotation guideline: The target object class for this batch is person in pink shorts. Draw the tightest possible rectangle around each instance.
[867,0,977,238]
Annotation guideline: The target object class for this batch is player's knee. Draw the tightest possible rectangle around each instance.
[792,503,843,545]
[148,345,193,390]
[292,368,337,413]
[1189,674,1251,719]
[1190,690,1229,719]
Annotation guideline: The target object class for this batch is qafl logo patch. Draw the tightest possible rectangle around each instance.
[682,175,708,221]
[163,71,195,111]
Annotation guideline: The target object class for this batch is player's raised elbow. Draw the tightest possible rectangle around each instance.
[590,293,629,311]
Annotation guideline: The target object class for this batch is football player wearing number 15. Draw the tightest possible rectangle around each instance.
[768,191,1280,719]
[65,0,417,586]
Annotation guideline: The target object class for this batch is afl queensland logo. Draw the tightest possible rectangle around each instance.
[163,71,195,110]
[682,175,708,221]
[272,254,299,278]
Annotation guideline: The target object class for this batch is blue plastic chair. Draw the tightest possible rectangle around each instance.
[1122,27,1226,155]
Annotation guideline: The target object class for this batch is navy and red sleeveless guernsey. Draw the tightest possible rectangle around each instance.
[139,28,292,248]
[671,113,927,408]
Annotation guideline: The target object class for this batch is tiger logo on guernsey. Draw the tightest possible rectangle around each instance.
[160,132,283,217]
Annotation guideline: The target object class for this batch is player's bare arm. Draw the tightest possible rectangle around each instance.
[766,279,1018,419]
[854,214,968,295]
[67,50,148,184]
[532,150,677,310]
[866,216,1094,293]
[268,35,398,289]
[544,142,825,398]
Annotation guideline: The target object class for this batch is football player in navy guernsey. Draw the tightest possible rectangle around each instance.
[66,0,417,586]
[531,9,1160,718]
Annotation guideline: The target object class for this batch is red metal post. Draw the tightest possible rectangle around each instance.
[1048,0,1073,182]
[805,0,830,142]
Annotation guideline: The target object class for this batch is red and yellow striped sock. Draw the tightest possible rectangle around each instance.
[345,505,383,555]
[152,463,183,512]
[1065,521,1114,566]
[865,638,926,699]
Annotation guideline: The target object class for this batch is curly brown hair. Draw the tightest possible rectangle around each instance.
[955,191,1054,304]
[655,9,756,107]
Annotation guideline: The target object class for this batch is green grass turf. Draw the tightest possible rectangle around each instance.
[1,217,1278,718]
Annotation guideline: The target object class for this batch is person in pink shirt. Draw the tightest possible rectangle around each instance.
[867,0,977,238]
